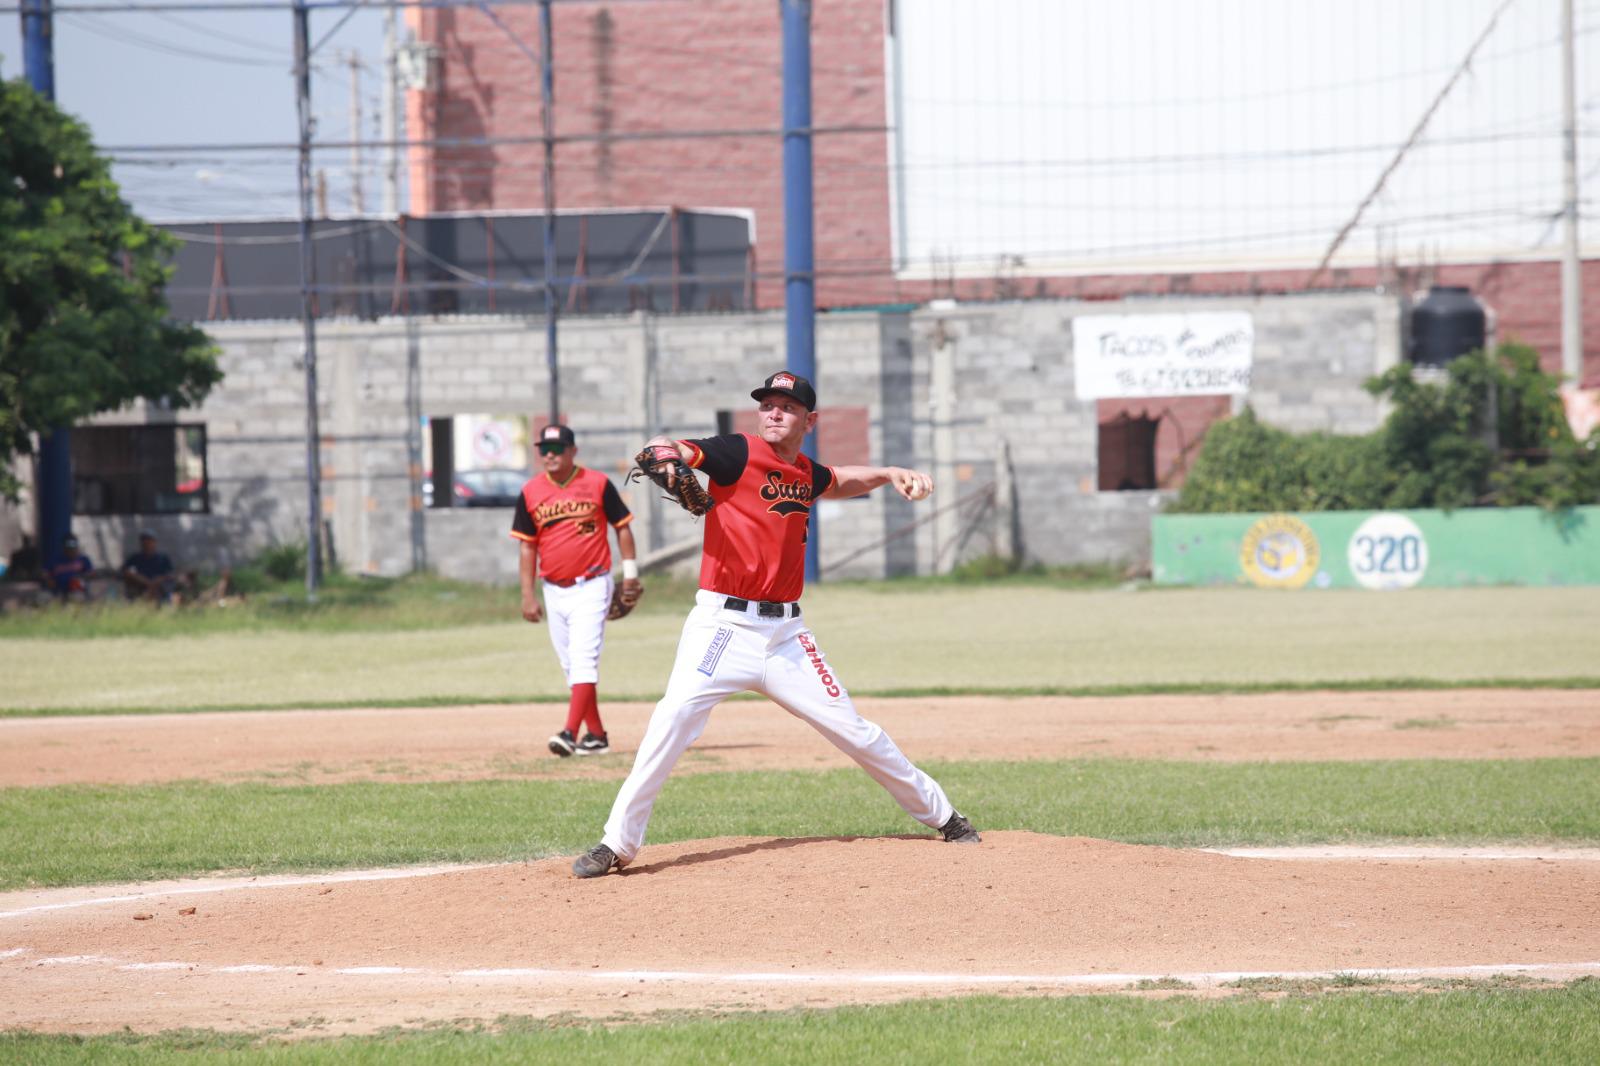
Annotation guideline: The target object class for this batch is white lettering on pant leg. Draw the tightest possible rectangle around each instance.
[601,609,759,861]
[760,624,954,828]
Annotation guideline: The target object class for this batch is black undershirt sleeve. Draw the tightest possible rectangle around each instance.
[601,479,631,525]
[685,434,749,487]
[511,491,538,538]
[812,461,835,498]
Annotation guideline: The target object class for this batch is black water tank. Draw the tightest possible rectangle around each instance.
[1410,286,1486,366]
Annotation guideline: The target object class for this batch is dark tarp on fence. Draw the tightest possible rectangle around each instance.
[158,210,753,322]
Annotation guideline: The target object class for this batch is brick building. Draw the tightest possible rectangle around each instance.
[402,0,1598,391]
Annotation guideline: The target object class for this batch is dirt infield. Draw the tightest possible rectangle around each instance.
[4,689,1599,1035]
[3,836,1598,1035]
[4,689,1598,788]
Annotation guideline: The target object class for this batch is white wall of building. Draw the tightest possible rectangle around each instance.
[890,0,1595,276]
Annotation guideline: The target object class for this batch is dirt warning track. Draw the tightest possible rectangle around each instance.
[3,688,1597,788]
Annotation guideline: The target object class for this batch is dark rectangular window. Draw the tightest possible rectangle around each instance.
[422,413,534,508]
[1097,414,1159,492]
[71,425,209,515]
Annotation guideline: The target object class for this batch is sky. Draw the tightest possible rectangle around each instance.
[1,3,393,221]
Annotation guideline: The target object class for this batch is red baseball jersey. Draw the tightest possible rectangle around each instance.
[510,467,634,583]
[681,433,835,603]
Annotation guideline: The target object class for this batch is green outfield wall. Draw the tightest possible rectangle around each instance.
[1152,506,1600,589]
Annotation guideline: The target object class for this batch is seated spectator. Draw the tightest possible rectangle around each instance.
[5,535,42,583]
[122,530,192,605]
[43,535,94,602]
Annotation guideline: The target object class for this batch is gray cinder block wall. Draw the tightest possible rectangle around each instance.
[52,291,1399,584]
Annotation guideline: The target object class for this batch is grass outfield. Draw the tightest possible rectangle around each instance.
[4,758,1597,889]
[4,983,1598,1063]
[2,585,1597,713]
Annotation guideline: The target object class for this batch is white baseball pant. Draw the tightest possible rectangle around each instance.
[600,589,955,862]
[542,574,613,686]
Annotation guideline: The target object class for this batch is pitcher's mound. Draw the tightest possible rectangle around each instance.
[4,833,1598,1034]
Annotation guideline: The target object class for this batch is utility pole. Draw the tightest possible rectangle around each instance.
[20,0,72,570]
[347,51,365,214]
[781,0,819,582]
[539,0,560,425]
[1560,0,1583,385]
[382,1,400,217]
[293,2,324,598]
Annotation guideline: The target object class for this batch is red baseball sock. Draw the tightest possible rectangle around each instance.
[563,683,591,736]
[574,682,604,739]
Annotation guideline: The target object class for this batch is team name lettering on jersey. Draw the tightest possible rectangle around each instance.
[535,498,599,528]
[760,471,814,517]
[797,632,840,697]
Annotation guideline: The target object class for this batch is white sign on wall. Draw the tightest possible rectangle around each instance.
[1072,312,1255,400]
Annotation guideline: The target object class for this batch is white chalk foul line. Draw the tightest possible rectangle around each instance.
[3,948,1598,988]
[0,863,498,921]
[1208,847,1600,862]
[9,846,1599,923]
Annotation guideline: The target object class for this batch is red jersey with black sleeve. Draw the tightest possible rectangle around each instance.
[680,433,835,603]
[510,467,634,583]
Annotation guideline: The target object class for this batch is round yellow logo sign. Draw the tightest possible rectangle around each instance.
[1240,514,1321,589]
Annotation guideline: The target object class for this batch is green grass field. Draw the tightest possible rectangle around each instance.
[3,584,1596,713]
[4,758,1598,889]
[4,982,1598,1064]
[4,582,1597,1057]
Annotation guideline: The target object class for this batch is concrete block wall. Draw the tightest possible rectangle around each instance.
[904,291,1403,568]
[53,290,1399,583]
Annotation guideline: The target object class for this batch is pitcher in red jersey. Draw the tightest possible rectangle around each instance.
[571,373,980,878]
[511,423,640,758]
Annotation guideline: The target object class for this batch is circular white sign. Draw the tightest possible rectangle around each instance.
[1347,514,1429,590]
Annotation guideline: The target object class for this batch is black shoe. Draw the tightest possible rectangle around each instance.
[575,732,609,755]
[939,811,981,844]
[572,843,625,878]
[548,730,576,757]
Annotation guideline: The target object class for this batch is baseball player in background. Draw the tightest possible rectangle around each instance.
[571,372,980,878]
[512,424,641,757]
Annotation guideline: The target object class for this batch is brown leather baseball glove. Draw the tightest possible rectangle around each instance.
[607,577,643,620]
[630,445,714,517]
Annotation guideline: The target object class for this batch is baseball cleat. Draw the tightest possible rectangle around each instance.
[548,730,577,757]
[575,732,610,755]
[939,812,981,844]
[572,843,626,878]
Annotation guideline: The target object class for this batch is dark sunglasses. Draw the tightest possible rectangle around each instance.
[538,443,568,455]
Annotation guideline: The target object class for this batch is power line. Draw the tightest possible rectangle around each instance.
[148,9,291,53]
[61,12,291,67]
[1310,0,1520,284]
[98,124,892,154]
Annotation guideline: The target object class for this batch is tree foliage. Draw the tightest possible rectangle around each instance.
[1170,343,1600,514]
[1,78,221,499]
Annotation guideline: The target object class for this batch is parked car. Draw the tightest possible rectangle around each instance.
[423,468,529,508]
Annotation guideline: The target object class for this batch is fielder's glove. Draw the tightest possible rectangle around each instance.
[607,578,643,620]
[630,445,714,517]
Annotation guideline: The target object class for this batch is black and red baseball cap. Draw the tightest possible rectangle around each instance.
[751,371,817,411]
[538,424,576,450]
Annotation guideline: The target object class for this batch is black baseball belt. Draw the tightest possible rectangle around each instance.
[722,597,801,618]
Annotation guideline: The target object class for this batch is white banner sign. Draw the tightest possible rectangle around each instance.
[1072,312,1254,400]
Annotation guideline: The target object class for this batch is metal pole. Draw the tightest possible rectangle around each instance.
[21,0,72,568]
[294,2,324,597]
[348,51,365,214]
[382,1,400,216]
[539,0,560,423]
[1560,0,1583,385]
[781,0,819,582]
[20,0,53,98]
